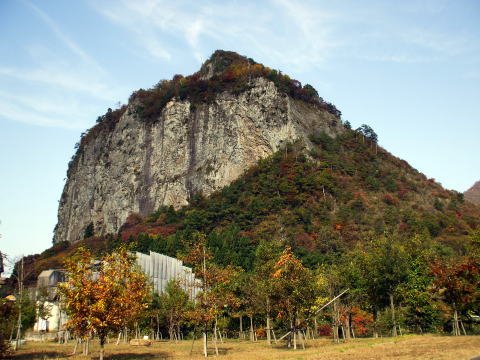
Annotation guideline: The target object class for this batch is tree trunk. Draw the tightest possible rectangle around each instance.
[266,314,271,345]
[189,328,196,356]
[373,310,378,338]
[266,297,272,345]
[83,337,90,355]
[332,298,340,343]
[390,293,398,337]
[99,336,105,360]
[453,306,460,336]
[71,338,79,355]
[292,317,298,350]
[288,319,293,348]
[14,257,24,351]
[239,315,243,339]
[249,315,254,342]
[203,329,208,357]
[344,313,351,341]
[214,318,219,356]
[460,319,467,336]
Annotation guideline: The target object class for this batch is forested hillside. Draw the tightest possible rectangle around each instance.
[6,53,479,339]
[116,127,479,268]
[15,125,480,338]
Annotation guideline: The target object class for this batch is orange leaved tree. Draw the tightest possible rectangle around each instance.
[181,233,238,357]
[271,246,316,350]
[58,247,150,360]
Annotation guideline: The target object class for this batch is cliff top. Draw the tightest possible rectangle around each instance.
[198,50,253,80]
[69,50,341,178]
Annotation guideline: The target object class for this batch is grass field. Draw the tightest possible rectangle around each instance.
[10,334,480,360]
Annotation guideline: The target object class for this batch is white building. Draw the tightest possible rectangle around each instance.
[135,251,201,299]
[31,251,200,334]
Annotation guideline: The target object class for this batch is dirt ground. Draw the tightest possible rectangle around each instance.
[9,334,480,360]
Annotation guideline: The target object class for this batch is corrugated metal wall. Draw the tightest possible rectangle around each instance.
[135,251,201,299]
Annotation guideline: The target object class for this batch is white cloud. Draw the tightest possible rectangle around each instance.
[0,2,128,129]
[0,61,126,129]
[23,0,105,74]
[93,0,339,70]
[0,66,118,101]
[403,28,471,57]
[0,94,87,129]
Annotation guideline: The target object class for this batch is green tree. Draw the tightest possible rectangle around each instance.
[0,298,16,358]
[158,280,192,341]
[355,235,410,337]
[181,233,238,357]
[252,240,282,345]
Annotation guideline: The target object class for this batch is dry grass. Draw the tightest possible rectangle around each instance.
[10,334,480,360]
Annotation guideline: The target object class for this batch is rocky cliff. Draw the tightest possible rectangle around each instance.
[465,181,480,206]
[54,51,343,244]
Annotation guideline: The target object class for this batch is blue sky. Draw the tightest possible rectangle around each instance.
[1,0,479,267]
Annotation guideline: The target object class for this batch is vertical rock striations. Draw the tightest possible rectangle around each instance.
[54,52,343,243]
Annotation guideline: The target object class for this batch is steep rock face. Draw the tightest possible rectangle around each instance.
[465,181,480,206]
[55,77,342,244]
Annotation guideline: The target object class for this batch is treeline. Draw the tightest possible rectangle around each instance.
[102,128,480,343]
[137,230,479,347]
[13,127,480,293]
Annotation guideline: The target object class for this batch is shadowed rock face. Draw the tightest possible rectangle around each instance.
[465,181,480,206]
[54,59,342,244]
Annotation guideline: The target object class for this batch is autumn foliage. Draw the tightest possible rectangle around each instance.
[58,247,150,360]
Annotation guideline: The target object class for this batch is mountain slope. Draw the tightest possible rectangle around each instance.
[114,130,479,269]
[24,129,478,285]
[465,181,480,206]
[54,50,342,244]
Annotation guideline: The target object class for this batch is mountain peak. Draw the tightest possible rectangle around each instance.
[198,50,253,80]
